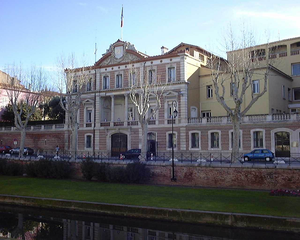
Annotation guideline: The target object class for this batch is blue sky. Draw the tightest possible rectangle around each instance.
[1,0,300,73]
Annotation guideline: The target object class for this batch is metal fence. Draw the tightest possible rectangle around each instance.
[1,150,300,168]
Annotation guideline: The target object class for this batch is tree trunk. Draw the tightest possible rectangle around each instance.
[231,114,240,163]
[19,128,26,158]
[71,122,78,159]
[140,119,148,161]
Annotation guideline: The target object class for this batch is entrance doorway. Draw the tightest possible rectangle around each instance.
[147,132,157,155]
[111,133,127,157]
[275,131,290,157]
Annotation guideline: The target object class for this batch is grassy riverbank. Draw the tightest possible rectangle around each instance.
[0,176,299,218]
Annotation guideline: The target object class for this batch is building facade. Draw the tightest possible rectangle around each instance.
[1,37,300,158]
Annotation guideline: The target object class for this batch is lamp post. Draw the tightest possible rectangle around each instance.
[171,101,178,182]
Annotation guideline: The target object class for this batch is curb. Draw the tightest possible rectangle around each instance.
[0,194,300,233]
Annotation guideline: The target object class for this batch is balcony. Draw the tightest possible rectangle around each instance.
[187,113,297,125]
[0,113,298,132]
[291,49,300,56]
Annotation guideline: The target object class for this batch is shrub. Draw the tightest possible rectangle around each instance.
[126,162,151,184]
[94,163,110,182]
[26,159,73,179]
[51,161,73,179]
[0,159,7,175]
[25,162,38,177]
[5,161,23,176]
[107,166,127,183]
[81,158,97,181]
[0,159,23,176]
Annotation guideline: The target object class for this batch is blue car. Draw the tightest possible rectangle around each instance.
[244,149,274,162]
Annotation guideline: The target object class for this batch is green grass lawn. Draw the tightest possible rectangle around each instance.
[0,176,299,218]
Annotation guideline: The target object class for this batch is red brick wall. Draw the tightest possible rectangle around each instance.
[148,165,300,190]
[69,162,300,190]
[0,131,65,152]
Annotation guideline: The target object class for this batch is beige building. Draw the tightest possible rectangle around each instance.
[1,37,300,158]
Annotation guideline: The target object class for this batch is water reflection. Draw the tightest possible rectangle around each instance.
[0,204,299,240]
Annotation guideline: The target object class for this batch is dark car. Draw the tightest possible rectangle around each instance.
[121,149,142,160]
[0,146,12,154]
[10,147,34,155]
[244,149,274,162]
[121,149,155,160]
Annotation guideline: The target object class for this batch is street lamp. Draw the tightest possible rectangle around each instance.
[171,101,178,182]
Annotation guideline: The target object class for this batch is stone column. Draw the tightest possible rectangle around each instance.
[95,94,100,128]
[124,94,128,126]
[111,95,115,127]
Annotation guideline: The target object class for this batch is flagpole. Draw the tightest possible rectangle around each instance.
[120,5,124,40]
[94,42,97,63]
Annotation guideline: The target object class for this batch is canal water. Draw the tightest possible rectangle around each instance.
[0,204,299,240]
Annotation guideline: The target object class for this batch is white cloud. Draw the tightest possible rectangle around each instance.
[97,6,108,13]
[78,2,87,6]
[236,10,300,22]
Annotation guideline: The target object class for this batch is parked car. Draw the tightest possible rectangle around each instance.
[10,147,34,155]
[121,149,154,160]
[244,149,274,162]
[0,146,12,154]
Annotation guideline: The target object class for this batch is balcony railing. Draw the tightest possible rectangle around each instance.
[128,121,138,126]
[279,51,287,57]
[291,49,300,56]
[187,113,298,124]
[0,113,298,132]
[114,121,124,127]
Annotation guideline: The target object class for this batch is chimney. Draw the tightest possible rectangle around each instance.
[161,46,169,55]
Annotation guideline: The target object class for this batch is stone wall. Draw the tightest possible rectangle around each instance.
[68,161,300,190]
[148,164,300,190]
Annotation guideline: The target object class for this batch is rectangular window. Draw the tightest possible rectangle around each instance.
[292,63,300,76]
[86,135,92,148]
[149,70,155,84]
[207,85,213,98]
[128,107,134,120]
[201,111,211,118]
[86,108,92,122]
[282,85,286,99]
[103,76,109,89]
[116,74,122,88]
[130,72,136,86]
[73,80,78,93]
[230,131,241,149]
[167,101,177,119]
[253,131,263,148]
[252,80,259,94]
[86,79,92,91]
[288,88,292,101]
[168,133,176,148]
[210,132,219,149]
[191,133,199,149]
[168,67,175,82]
[230,83,235,96]
[293,88,300,100]
[149,108,156,119]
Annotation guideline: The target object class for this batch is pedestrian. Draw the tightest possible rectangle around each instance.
[56,145,59,157]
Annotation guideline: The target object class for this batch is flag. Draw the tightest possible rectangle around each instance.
[121,6,124,28]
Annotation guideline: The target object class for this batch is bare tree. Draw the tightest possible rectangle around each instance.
[57,55,92,158]
[129,63,164,160]
[5,65,45,157]
[210,27,271,162]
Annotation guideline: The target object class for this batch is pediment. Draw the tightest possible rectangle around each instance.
[163,91,178,98]
[95,40,148,67]
[98,52,143,66]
